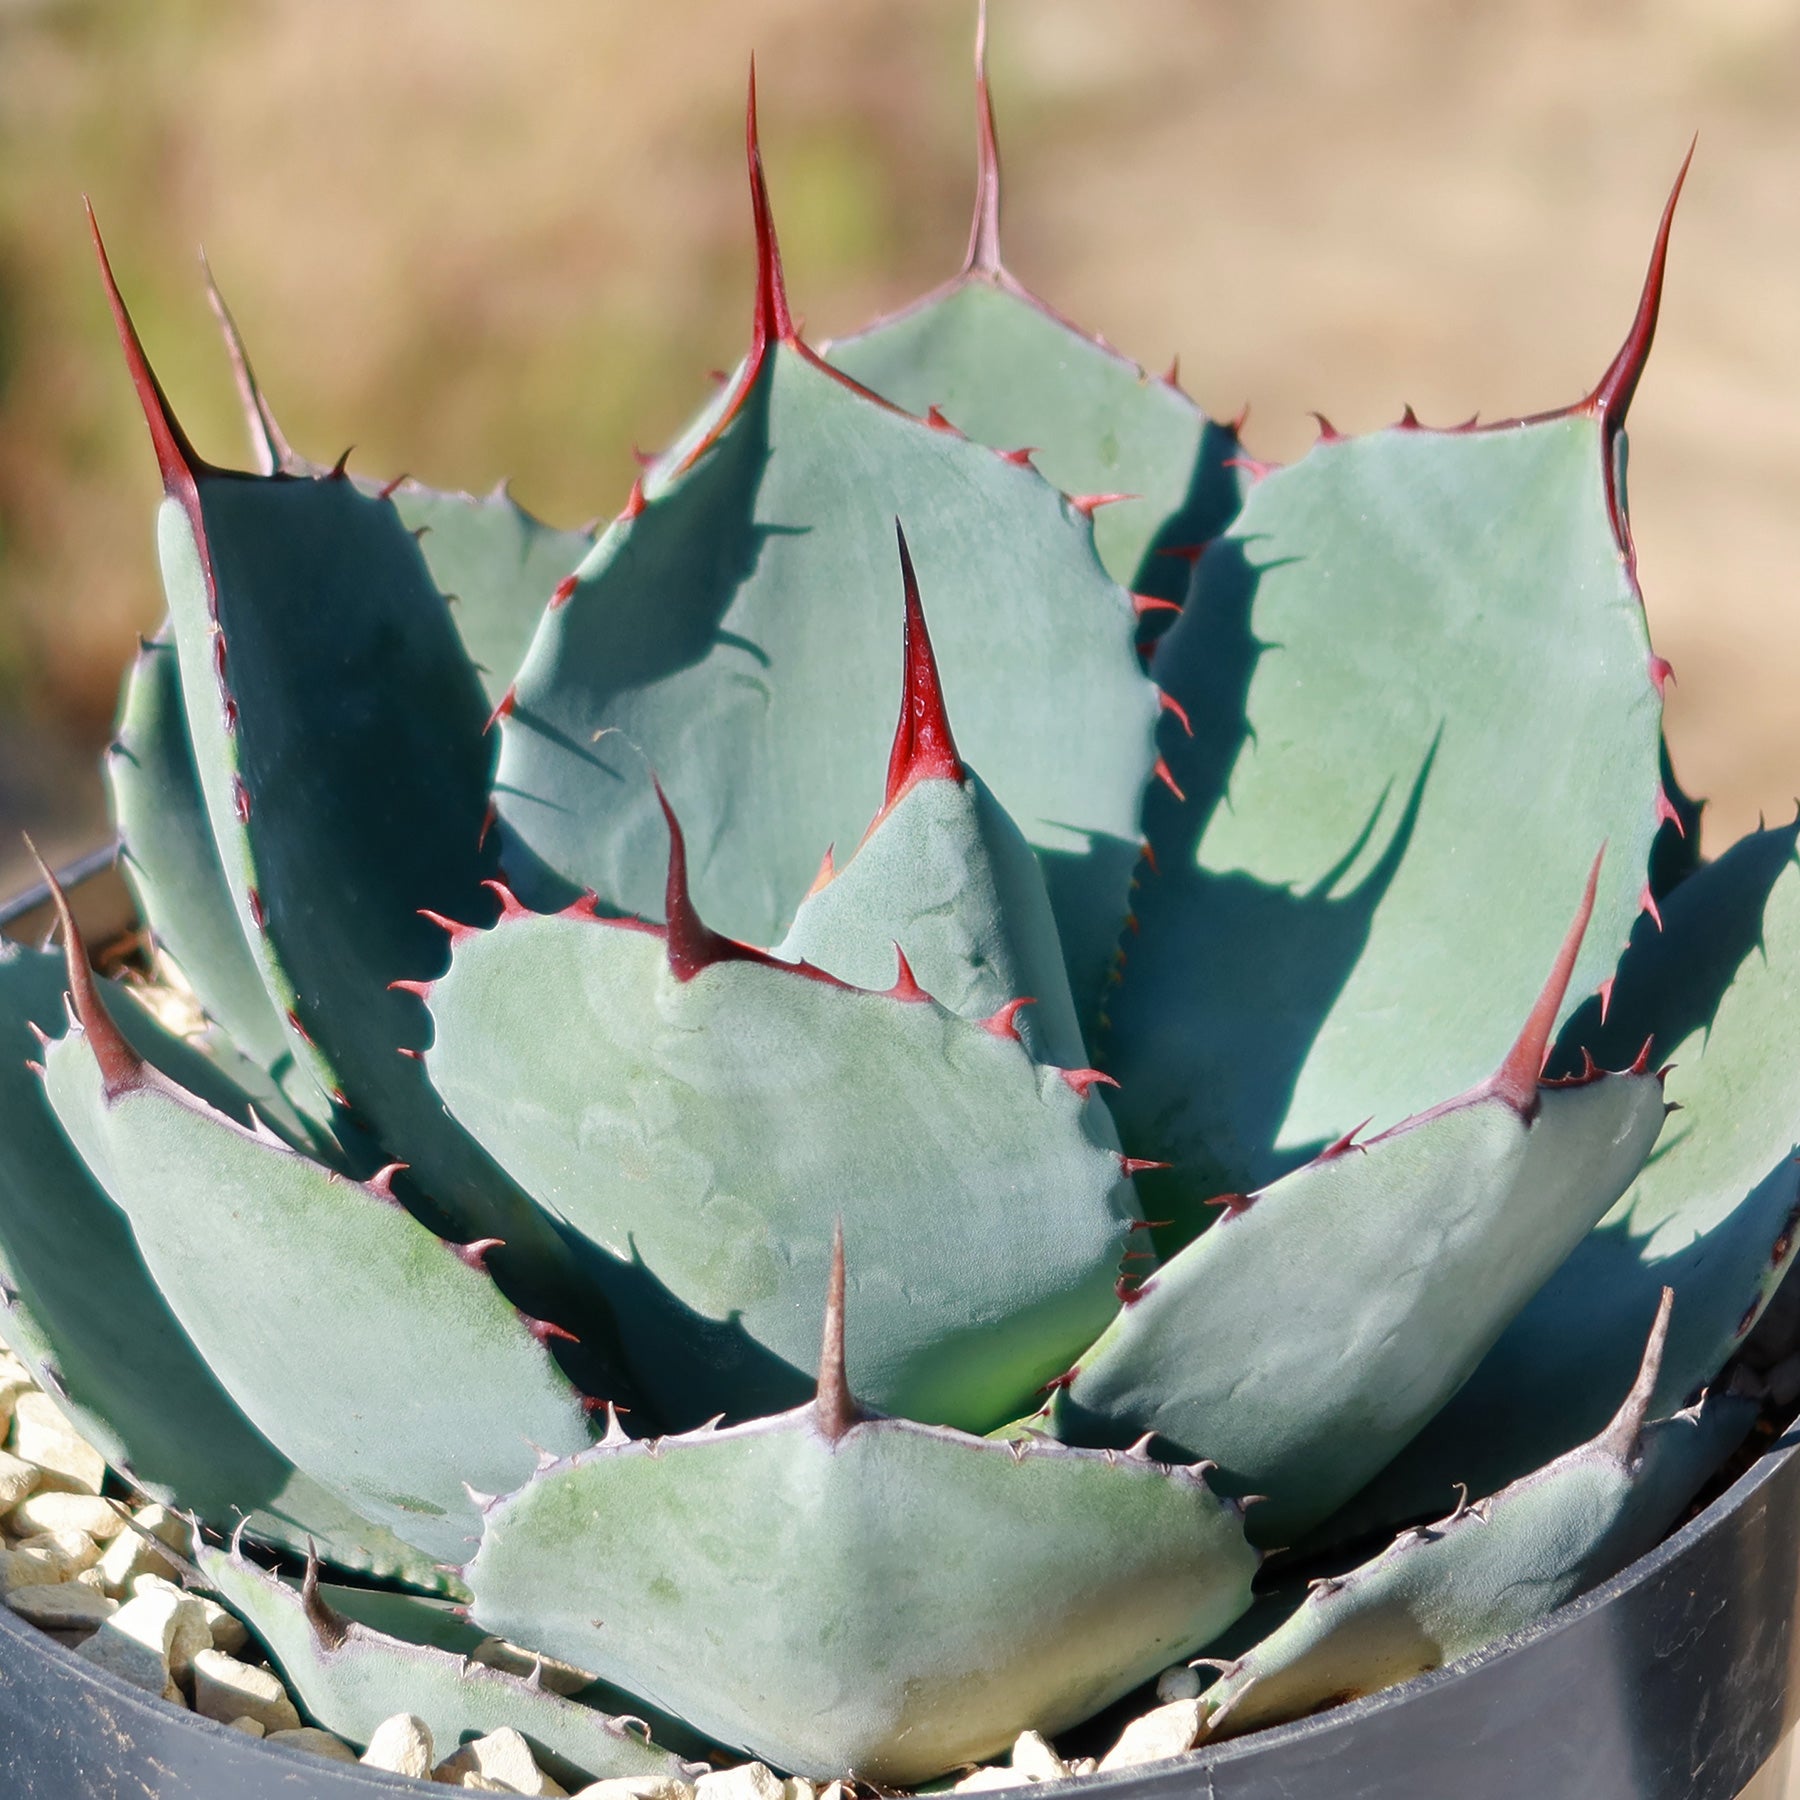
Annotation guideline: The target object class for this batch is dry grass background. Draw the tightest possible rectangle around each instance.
[1,0,1797,897]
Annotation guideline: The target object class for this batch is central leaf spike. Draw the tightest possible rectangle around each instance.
[814,1220,862,1444]
[1489,846,1604,1114]
[882,520,965,815]
[965,0,1004,276]
[745,60,799,359]
[26,838,143,1100]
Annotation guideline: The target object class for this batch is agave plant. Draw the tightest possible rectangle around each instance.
[1,12,1797,1788]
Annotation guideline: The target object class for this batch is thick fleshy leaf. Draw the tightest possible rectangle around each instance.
[93,223,580,1287]
[496,95,1156,1033]
[0,942,441,1586]
[774,532,1087,1068]
[106,634,303,1102]
[426,854,1133,1433]
[466,1401,1257,1783]
[823,13,1240,607]
[1318,820,1800,1543]
[42,957,595,1566]
[198,1542,693,1787]
[1198,1304,1753,1742]
[1050,877,1668,1544]
[1106,177,1686,1237]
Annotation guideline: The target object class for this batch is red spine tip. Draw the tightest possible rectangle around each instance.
[1598,973,1617,1023]
[806,843,837,897]
[395,1046,425,1061]
[1647,652,1675,696]
[550,575,578,611]
[630,445,657,469]
[981,996,1036,1041]
[1308,411,1342,443]
[1139,838,1160,875]
[1062,1067,1120,1100]
[745,59,799,349]
[387,978,432,1000]
[1204,1192,1256,1221]
[1491,847,1603,1112]
[1320,1117,1373,1160]
[1119,1156,1170,1178]
[1640,882,1664,932]
[1398,404,1422,429]
[85,202,204,493]
[1586,138,1694,433]
[886,946,933,1005]
[1157,690,1194,737]
[1114,1274,1150,1307]
[925,404,961,435]
[452,1237,504,1272]
[1153,757,1186,802]
[1222,455,1278,484]
[246,887,266,930]
[998,445,1037,467]
[327,447,353,481]
[231,776,252,825]
[417,907,477,943]
[478,798,498,851]
[621,475,647,522]
[521,1313,580,1348]
[483,684,517,736]
[1154,543,1208,567]
[1162,353,1182,388]
[1132,592,1184,617]
[481,877,531,923]
[964,0,1004,276]
[367,1162,409,1201]
[1069,491,1136,518]
[882,522,964,811]
[377,472,407,501]
[1653,784,1685,835]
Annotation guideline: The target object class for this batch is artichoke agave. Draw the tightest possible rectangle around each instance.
[2,14,1798,1788]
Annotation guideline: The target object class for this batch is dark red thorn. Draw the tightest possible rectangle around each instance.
[621,475,647,522]
[26,837,143,1099]
[1630,1035,1656,1076]
[745,59,799,349]
[1114,1274,1150,1307]
[481,877,531,923]
[246,887,266,930]
[1126,1218,1173,1231]
[1223,455,1278,483]
[550,575,578,611]
[1061,1068,1120,1101]
[521,1313,579,1348]
[1038,1368,1078,1396]
[1132,592,1183,618]
[367,1162,408,1201]
[1320,1118,1373,1160]
[1653,785,1685,835]
[882,521,964,811]
[1153,757,1186,802]
[478,799,498,851]
[707,368,728,386]
[805,843,836,896]
[1490,846,1603,1113]
[1228,401,1251,437]
[396,1046,425,1061]
[925,404,961,435]
[1119,1156,1170,1178]
[1139,839,1160,875]
[1640,882,1664,932]
[815,1221,861,1444]
[376,473,408,501]
[1584,138,1694,434]
[1598,973,1617,1023]
[387,978,432,1000]
[212,633,228,684]
[654,778,756,983]
[1069,491,1136,518]
[1162,353,1182,388]
[1154,544,1207,567]
[448,1231,500,1274]
[630,445,657,469]
[483,683,517,736]
[998,445,1037,467]
[1204,1192,1256,1221]
[964,0,1004,276]
[231,776,251,825]
[1308,411,1342,443]
[327,447,353,481]
[886,946,933,1005]
[86,203,206,492]
[1545,1046,1603,1089]
[284,1008,315,1048]
[418,907,477,944]
[222,698,239,733]
[1398,404,1422,429]
[981,996,1035,1041]
[1123,912,1140,935]
[1157,690,1193,737]
[1647,653,1675,696]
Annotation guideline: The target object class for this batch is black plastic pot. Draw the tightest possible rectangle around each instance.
[3,856,1798,1798]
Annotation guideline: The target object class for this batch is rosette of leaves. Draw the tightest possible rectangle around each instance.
[0,14,1793,1788]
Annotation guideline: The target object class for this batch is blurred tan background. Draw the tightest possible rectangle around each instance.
[1,0,1797,898]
